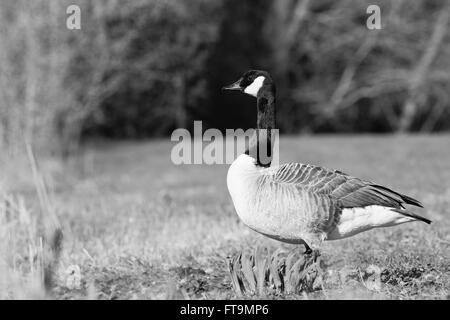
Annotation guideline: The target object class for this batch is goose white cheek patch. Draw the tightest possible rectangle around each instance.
[244,76,265,97]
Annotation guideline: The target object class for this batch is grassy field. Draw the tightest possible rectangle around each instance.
[1,134,449,299]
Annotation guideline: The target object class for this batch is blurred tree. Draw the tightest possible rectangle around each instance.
[0,0,72,155]
[264,0,313,133]
[397,4,449,132]
[79,0,223,138]
[204,0,272,132]
[1,0,450,159]
[263,0,450,133]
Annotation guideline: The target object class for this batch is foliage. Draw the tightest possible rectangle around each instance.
[81,0,223,138]
[1,0,450,153]
[228,248,322,296]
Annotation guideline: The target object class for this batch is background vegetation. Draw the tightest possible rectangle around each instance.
[0,0,449,300]
[1,0,450,156]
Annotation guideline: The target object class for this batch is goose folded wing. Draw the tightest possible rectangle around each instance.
[271,162,423,209]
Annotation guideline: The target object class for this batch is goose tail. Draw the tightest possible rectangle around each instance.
[391,208,431,224]
[370,184,424,208]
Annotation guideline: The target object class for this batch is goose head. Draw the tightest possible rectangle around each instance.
[222,70,274,98]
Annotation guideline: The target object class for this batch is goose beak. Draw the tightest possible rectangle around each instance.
[222,78,243,91]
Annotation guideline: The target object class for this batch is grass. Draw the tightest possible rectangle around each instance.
[0,134,449,299]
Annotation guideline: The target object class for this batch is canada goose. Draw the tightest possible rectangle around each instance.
[222,70,431,254]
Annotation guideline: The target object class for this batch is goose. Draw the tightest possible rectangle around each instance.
[222,70,431,254]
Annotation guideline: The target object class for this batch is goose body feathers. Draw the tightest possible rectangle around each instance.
[227,154,429,248]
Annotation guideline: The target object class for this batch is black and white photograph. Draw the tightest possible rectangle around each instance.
[0,0,449,305]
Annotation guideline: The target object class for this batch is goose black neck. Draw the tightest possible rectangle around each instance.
[256,87,276,131]
[245,85,276,167]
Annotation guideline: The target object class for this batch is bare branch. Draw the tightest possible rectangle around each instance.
[398,4,450,132]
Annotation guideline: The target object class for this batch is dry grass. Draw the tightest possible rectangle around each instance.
[0,145,62,299]
[0,135,449,299]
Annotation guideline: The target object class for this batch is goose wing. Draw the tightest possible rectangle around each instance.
[270,162,423,210]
